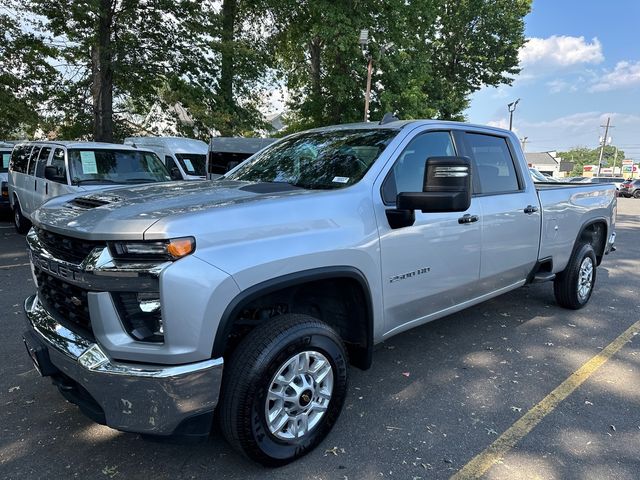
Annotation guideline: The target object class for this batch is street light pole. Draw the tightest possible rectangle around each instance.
[507,98,520,131]
[364,55,373,122]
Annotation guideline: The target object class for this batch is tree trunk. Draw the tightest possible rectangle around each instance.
[308,36,322,124]
[92,0,114,142]
[219,0,237,135]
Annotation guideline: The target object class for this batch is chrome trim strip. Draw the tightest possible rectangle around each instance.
[27,228,168,291]
[25,294,222,378]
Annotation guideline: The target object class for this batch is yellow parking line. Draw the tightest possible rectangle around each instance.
[451,319,640,480]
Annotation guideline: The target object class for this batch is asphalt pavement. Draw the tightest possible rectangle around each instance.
[1,199,639,480]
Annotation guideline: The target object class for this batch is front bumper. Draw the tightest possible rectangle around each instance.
[23,294,223,437]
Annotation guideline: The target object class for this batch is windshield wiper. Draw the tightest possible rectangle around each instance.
[72,178,119,186]
[123,178,161,183]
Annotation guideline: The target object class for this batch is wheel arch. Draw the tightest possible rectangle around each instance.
[212,266,374,370]
[574,218,608,266]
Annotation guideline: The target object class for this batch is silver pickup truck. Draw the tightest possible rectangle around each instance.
[22,120,616,466]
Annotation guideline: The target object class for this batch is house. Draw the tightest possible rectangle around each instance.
[525,151,574,178]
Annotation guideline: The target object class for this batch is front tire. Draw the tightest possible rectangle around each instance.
[553,243,597,309]
[219,314,348,466]
[13,201,31,234]
[633,190,640,199]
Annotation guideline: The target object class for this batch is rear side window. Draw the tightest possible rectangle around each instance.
[27,146,41,176]
[36,147,51,178]
[49,148,67,184]
[10,145,31,173]
[467,134,520,194]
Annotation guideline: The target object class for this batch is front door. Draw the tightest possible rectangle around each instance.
[374,130,482,336]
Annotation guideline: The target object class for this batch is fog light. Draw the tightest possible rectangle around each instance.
[115,292,164,342]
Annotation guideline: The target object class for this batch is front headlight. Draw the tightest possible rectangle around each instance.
[109,237,195,261]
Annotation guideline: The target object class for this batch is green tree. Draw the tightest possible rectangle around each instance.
[0,9,58,138]
[559,145,626,176]
[14,0,210,142]
[273,0,530,130]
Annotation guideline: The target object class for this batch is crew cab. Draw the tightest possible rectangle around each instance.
[21,120,616,466]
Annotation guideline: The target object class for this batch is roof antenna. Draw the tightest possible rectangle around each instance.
[379,112,399,125]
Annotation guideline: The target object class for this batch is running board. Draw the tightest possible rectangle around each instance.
[532,272,556,283]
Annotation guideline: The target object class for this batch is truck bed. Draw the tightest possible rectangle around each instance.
[535,183,616,273]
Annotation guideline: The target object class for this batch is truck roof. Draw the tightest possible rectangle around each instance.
[209,137,277,154]
[307,119,513,135]
[124,136,208,154]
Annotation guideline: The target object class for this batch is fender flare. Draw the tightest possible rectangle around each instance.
[211,266,374,369]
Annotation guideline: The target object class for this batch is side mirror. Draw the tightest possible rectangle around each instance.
[386,156,472,229]
[44,165,60,181]
[170,167,182,181]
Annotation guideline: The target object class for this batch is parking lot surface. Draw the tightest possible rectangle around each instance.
[1,199,639,480]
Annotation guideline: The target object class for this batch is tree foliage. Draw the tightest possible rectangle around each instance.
[559,145,626,176]
[0,9,58,138]
[0,0,531,141]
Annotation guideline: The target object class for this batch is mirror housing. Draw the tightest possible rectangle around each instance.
[44,165,62,181]
[398,156,472,213]
[170,167,182,181]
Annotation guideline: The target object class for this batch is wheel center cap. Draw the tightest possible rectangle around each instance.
[299,389,313,407]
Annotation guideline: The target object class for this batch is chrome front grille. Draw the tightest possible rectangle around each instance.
[35,227,104,265]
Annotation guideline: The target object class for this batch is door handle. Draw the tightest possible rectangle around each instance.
[458,214,479,224]
[524,205,539,214]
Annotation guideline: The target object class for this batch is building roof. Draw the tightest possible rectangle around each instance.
[525,152,560,166]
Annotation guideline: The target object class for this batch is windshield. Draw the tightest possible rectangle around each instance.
[1,151,10,173]
[175,153,206,176]
[68,149,170,185]
[225,129,397,189]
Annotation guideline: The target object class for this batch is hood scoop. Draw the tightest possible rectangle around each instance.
[68,194,122,210]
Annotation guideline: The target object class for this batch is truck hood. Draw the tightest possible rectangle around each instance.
[33,180,311,240]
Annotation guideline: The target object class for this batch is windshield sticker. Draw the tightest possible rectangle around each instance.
[80,151,98,174]
[2,153,9,168]
[332,176,350,184]
[183,159,195,172]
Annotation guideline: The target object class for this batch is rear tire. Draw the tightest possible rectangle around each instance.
[553,243,596,309]
[218,314,348,466]
[13,201,31,234]
[633,190,640,199]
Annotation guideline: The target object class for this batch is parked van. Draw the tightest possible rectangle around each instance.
[1,141,15,212]
[124,137,208,180]
[8,141,170,233]
[207,137,276,179]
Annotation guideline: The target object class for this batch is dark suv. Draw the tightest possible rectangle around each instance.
[619,179,640,198]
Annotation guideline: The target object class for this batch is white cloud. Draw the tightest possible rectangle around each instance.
[520,36,604,69]
[546,79,579,93]
[589,61,640,92]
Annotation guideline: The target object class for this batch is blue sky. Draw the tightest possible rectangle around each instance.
[466,0,640,161]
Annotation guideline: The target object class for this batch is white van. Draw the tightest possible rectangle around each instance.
[124,137,208,180]
[8,141,171,233]
[1,141,15,212]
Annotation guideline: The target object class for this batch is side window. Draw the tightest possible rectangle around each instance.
[36,147,51,178]
[49,148,67,183]
[10,145,31,173]
[382,131,456,203]
[467,133,520,194]
[27,146,41,176]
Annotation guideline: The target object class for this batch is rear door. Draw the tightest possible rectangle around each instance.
[33,145,52,210]
[462,131,540,292]
[374,129,482,335]
[22,145,42,217]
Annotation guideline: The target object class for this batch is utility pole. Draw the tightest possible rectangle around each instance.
[596,116,612,176]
